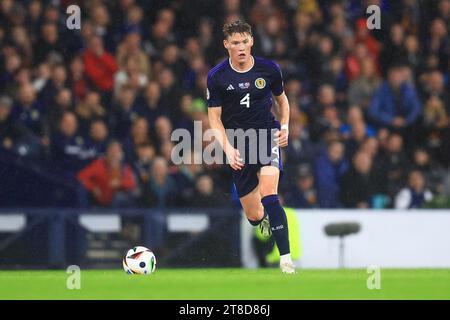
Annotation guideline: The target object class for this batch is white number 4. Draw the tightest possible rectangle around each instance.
[240,93,250,108]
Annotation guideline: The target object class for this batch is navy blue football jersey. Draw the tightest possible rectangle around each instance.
[207,56,284,130]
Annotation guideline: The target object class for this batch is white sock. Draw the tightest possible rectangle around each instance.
[280,253,292,265]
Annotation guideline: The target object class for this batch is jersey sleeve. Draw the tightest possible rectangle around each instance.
[270,63,284,96]
[206,72,222,107]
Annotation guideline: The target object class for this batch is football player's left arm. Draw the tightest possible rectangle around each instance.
[274,92,290,147]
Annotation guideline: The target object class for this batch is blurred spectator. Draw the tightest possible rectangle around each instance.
[437,0,450,24]
[77,141,137,207]
[341,106,376,137]
[412,147,446,194]
[50,111,93,174]
[82,35,118,92]
[34,22,63,65]
[0,94,37,155]
[154,115,173,148]
[175,152,205,203]
[353,17,380,62]
[145,8,176,57]
[123,116,152,161]
[0,95,16,149]
[46,88,73,132]
[426,18,449,71]
[348,57,381,109]
[308,35,336,87]
[12,83,45,138]
[109,85,139,139]
[32,63,51,93]
[10,26,33,66]
[42,4,61,25]
[394,170,433,209]
[379,23,407,74]
[421,70,449,110]
[25,1,43,41]
[284,165,318,208]
[178,93,208,130]
[341,106,376,158]
[114,54,148,96]
[75,91,106,133]
[345,42,370,82]
[420,70,450,165]
[90,3,113,48]
[314,141,349,208]
[160,140,175,165]
[139,81,166,126]
[341,151,377,208]
[133,142,156,187]
[422,94,448,144]
[188,174,227,207]
[197,18,223,66]
[161,43,186,79]
[310,85,342,141]
[325,56,348,104]
[68,56,88,100]
[3,66,30,99]
[404,34,420,70]
[359,136,380,159]
[0,45,21,88]
[39,64,67,109]
[142,156,177,208]
[157,68,182,121]
[285,119,317,171]
[117,5,145,40]
[373,133,410,199]
[86,119,109,157]
[368,64,421,129]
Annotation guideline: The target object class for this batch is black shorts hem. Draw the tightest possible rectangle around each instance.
[236,180,259,198]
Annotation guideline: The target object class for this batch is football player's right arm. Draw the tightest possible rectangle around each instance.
[208,106,243,170]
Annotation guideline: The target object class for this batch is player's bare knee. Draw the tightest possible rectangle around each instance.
[259,167,279,197]
[259,185,278,198]
[243,206,264,221]
[260,166,279,177]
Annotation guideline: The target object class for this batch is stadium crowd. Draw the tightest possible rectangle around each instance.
[1,0,450,209]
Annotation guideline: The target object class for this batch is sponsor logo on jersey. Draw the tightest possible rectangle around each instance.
[239,82,250,89]
[255,78,266,89]
[226,84,235,90]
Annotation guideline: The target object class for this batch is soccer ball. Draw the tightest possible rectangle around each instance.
[122,246,157,275]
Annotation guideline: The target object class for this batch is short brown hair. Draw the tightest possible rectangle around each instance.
[223,20,252,39]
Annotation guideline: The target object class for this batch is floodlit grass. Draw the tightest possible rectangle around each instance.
[0,268,449,300]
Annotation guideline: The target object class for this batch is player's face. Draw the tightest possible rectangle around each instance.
[224,32,253,65]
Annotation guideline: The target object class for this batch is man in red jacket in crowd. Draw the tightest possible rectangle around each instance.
[82,35,118,92]
[78,141,136,207]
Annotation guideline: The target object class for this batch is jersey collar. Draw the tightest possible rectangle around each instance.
[229,56,255,73]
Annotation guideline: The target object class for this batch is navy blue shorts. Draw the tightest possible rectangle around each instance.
[230,127,284,198]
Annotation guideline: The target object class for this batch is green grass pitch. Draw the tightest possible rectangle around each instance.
[0,269,449,300]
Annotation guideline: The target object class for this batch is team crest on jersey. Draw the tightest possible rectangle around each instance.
[239,82,250,89]
[255,78,266,89]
